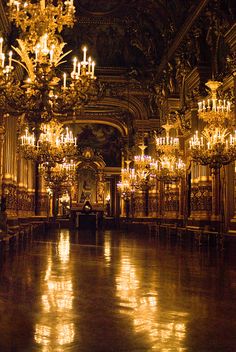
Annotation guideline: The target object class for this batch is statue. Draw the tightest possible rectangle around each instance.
[80,180,92,203]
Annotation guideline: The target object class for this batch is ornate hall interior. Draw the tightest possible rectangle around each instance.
[0,0,236,351]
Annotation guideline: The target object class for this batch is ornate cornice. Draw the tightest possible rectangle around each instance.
[157,0,210,78]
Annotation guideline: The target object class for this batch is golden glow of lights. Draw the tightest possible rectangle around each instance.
[116,251,187,351]
[47,279,73,292]
[35,324,51,345]
[56,323,75,345]
[104,233,111,265]
[35,231,75,349]
[34,323,75,346]
[57,231,70,263]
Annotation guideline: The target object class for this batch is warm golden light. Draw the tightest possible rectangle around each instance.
[35,231,75,350]
[189,80,236,170]
[20,120,77,164]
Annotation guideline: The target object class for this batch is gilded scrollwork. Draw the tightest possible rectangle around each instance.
[190,185,212,212]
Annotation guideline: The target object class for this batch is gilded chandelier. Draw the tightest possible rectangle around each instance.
[8,0,75,45]
[19,119,77,164]
[117,161,136,199]
[150,156,186,183]
[189,80,235,170]
[42,159,76,192]
[0,0,99,127]
[154,121,186,182]
[133,145,155,190]
[155,121,179,157]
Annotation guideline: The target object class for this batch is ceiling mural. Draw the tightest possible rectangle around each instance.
[76,124,123,167]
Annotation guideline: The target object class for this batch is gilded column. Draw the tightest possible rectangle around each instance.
[0,120,5,202]
[2,115,18,216]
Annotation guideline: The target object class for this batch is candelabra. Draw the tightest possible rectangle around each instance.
[189,80,235,170]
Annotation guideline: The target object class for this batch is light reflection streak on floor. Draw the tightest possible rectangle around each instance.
[0,228,236,351]
[34,230,75,351]
[115,246,188,351]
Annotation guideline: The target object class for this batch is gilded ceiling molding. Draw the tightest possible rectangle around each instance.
[157,0,210,78]
[98,96,149,121]
[65,116,128,137]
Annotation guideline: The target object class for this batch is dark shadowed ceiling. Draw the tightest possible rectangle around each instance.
[62,0,198,68]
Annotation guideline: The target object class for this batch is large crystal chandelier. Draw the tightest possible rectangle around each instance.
[151,156,186,183]
[42,159,76,192]
[133,145,155,190]
[154,122,186,182]
[117,161,136,199]
[0,0,98,127]
[189,80,235,170]
[155,120,179,157]
[8,0,75,42]
[19,119,77,164]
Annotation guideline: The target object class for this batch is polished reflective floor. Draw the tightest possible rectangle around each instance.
[0,229,236,351]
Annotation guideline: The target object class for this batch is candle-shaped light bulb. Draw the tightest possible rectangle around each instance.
[49,48,54,63]
[0,38,3,55]
[73,57,77,73]
[40,0,45,10]
[88,56,91,73]
[83,46,87,63]
[35,46,39,61]
[63,72,66,89]
[77,62,81,76]
[91,61,95,77]
[9,50,12,68]
[1,53,5,68]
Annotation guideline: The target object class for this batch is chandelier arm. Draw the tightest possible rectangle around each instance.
[54,50,73,67]
[11,58,29,76]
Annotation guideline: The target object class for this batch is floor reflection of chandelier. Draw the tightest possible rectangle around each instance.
[19,119,77,164]
[189,80,235,170]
